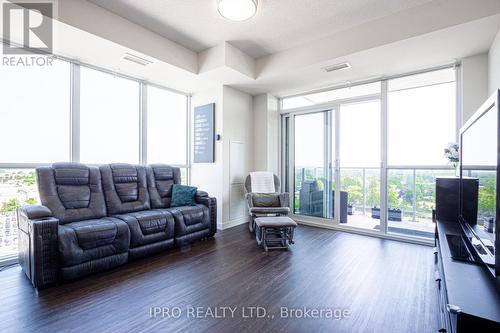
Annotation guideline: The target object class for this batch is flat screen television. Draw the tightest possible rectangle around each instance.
[459,89,499,277]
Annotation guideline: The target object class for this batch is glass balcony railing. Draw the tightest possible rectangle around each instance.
[294,166,456,239]
[0,169,39,262]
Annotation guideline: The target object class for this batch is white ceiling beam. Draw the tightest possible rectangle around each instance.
[198,42,256,83]
[57,0,198,73]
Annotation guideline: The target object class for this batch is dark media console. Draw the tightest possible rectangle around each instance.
[435,220,500,332]
[434,177,500,332]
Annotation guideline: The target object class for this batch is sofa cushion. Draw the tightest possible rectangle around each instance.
[161,204,210,237]
[146,165,182,209]
[100,164,150,215]
[37,163,107,224]
[171,184,197,207]
[151,166,174,197]
[58,217,130,267]
[113,210,175,248]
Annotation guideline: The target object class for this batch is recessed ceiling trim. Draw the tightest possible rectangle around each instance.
[282,62,459,99]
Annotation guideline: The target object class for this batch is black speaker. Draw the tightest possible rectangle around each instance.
[435,177,478,224]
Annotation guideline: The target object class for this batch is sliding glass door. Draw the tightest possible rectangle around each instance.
[283,66,458,242]
[290,99,382,228]
[293,111,332,218]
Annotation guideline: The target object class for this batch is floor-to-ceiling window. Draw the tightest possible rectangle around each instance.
[0,57,70,262]
[0,56,190,264]
[282,66,458,242]
[387,69,456,238]
[80,67,141,164]
[339,100,381,230]
[147,85,189,183]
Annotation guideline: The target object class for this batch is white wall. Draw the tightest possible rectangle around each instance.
[489,29,500,94]
[461,53,489,123]
[222,86,254,229]
[190,86,224,225]
[190,85,253,230]
[253,95,268,171]
[266,95,280,175]
[253,94,279,174]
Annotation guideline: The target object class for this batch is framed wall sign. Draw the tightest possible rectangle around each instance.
[193,103,215,163]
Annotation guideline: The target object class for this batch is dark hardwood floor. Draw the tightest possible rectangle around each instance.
[0,224,438,333]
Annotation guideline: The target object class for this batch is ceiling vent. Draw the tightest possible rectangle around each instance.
[322,62,351,73]
[122,53,153,66]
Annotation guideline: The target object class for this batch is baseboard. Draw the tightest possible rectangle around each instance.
[218,216,249,230]
[0,255,18,268]
[294,216,434,246]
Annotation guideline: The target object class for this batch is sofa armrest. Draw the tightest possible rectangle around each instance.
[196,190,208,198]
[18,205,53,220]
[17,205,59,289]
[195,193,217,237]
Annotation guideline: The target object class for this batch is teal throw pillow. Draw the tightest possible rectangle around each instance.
[171,184,198,207]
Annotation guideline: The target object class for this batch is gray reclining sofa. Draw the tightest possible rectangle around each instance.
[17,162,217,289]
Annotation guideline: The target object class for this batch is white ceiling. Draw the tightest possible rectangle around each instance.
[88,0,433,58]
[235,14,500,96]
[40,0,500,96]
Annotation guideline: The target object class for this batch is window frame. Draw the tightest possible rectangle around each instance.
[280,64,461,245]
[0,58,191,171]
[0,57,191,265]
[73,62,191,176]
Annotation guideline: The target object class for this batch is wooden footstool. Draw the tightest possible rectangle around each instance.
[254,216,297,251]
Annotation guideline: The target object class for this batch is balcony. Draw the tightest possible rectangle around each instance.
[0,169,38,263]
[294,167,456,239]
[0,211,18,262]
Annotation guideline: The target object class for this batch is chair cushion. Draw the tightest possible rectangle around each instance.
[249,207,291,215]
[252,193,280,207]
[171,184,197,207]
[58,217,130,267]
[113,210,175,248]
[255,216,297,228]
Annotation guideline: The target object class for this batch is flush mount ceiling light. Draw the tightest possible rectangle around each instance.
[217,0,258,21]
